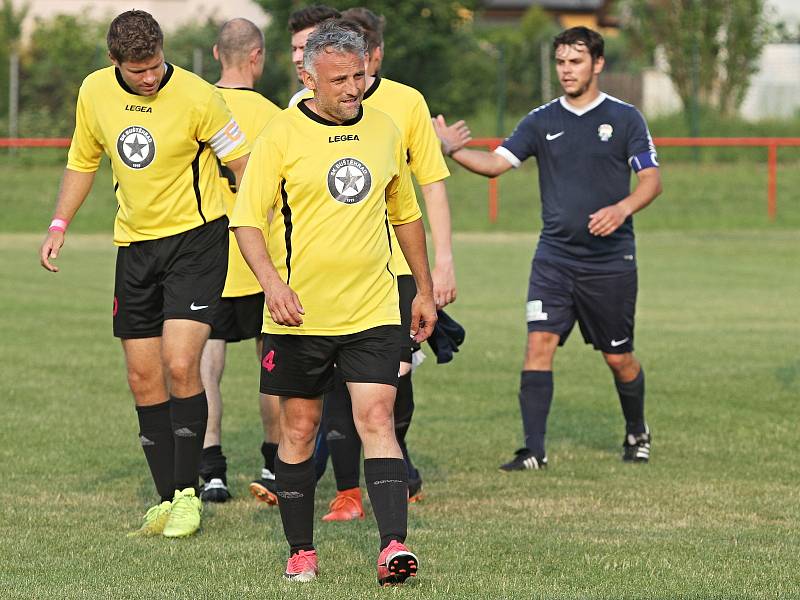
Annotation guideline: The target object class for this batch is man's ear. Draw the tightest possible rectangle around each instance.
[212,44,220,61]
[108,51,119,68]
[593,55,605,76]
[301,68,315,91]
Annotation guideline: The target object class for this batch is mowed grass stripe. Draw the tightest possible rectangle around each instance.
[0,232,798,599]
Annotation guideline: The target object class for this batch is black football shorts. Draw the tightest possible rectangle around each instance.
[526,258,637,354]
[113,217,228,339]
[260,325,403,398]
[397,274,420,363]
[209,292,264,342]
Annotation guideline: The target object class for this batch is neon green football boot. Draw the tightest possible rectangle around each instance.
[162,488,202,538]
[127,500,172,537]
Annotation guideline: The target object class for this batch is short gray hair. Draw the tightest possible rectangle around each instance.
[303,19,366,78]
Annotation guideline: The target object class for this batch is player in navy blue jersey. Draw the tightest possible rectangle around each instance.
[434,26,662,470]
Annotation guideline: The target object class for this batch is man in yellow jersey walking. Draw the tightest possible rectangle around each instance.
[231,21,435,585]
[313,8,457,521]
[197,18,282,504]
[38,10,249,538]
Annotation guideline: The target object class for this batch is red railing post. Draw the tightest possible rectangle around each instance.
[767,143,777,221]
[488,178,498,223]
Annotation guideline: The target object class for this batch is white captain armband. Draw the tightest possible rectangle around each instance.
[209,119,247,160]
[629,150,659,172]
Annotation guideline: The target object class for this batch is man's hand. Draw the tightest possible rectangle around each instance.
[409,292,437,343]
[433,115,472,156]
[40,231,65,272]
[588,203,630,237]
[264,278,304,327]
[432,259,456,308]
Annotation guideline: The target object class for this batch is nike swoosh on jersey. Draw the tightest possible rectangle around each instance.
[190,303,209,311]
[610,338,629,347]
[545,131,565,141]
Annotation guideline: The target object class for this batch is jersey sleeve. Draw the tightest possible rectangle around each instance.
[386,136,423,226]
[230,130,284,231]
[496,112,538,168]
[198,88,250,163]
[627,109,659,173]
[407,93,450,185]
[66,84,103,173]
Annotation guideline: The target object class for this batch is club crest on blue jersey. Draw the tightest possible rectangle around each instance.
[598,123,613,142]
[117,126,155,169]
[327,158,372,204]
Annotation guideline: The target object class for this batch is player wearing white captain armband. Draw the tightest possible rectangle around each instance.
[435,26,662,472]
[38,10,250,539]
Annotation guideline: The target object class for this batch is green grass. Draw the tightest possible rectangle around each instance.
[4,151,800,233]
[1,231,798,599]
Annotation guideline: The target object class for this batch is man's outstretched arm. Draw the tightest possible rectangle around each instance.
[433,115,513,178]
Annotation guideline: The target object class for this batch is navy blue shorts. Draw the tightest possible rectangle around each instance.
[260,325,402,398]
[526,259,637,354]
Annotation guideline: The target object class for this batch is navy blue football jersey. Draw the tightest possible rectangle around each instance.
[496,93,658,270]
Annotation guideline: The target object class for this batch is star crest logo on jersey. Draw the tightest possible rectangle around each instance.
[117,126,155,169]
[327,157,372,204]
[598,123,614,142]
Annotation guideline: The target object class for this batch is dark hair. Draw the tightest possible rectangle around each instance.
[288,5,341,34]
[340,7,384,53]
[216,18,264,67]
[552,26,604,60]
[107,10,163,63]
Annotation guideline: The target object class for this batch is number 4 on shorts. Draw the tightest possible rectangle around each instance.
[262,350,276,373]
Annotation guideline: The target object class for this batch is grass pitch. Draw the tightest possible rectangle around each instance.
[1,230,798,599]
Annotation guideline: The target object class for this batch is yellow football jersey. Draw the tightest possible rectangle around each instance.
[216,87,281,297]
[290,77,449,276]
[365,78,450,276]
[67,64,250,245]
[230,101,422,336]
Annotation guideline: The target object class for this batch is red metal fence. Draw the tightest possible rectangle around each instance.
[3,136,798,222]
[468,137,800,222]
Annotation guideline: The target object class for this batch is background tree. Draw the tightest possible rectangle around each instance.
[20,14,105,136]
[1,0,29,117]
[253,0,491,114]
[624,0,771,116]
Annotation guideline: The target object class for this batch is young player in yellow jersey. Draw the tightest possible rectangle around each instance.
[230,21,436,585]
[196,19,282,504]
[38,10,249,538]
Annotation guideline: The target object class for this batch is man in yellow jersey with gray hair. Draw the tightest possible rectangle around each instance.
[197,18,282,504]
[231,20,435,585]
[306,9,457,521]
[38,10,249,538]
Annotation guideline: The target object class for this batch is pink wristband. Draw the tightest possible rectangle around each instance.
[49,218,69,233]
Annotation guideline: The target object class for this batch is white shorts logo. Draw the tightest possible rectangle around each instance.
[526,300,548,322]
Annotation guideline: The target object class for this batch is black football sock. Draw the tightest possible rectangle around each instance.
[275,456,317,555]
[199,444,227,484]
[616,367,646,435]
[261,441,278,473]
[136,400,175,503]
[326,374,362,491]
[170,391,208,493]
[393,373,418,478]
[365,458,408,551]
[519,370,553,458]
